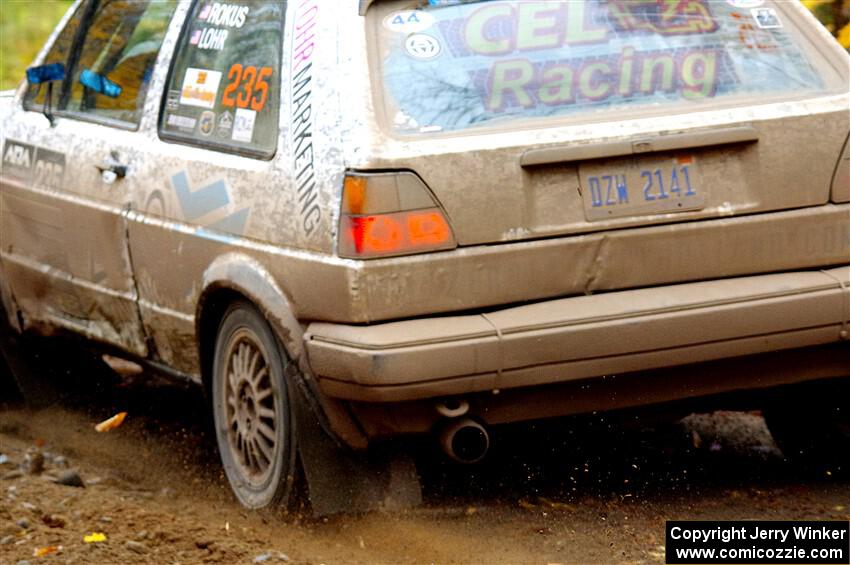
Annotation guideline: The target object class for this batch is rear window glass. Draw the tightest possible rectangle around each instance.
[159,0,284,158]
[371,0,832,135]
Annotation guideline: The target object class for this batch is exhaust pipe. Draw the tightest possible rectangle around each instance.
[439,418,490,464]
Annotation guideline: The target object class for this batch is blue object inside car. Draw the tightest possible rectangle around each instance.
[79,69,122,98]
[25,63,66,84]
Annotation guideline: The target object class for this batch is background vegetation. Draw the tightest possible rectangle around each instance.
[803,0,850,46]
[1,0,73,90]
[0,0,848,91]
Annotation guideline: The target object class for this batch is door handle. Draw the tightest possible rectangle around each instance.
[96,155,128,184]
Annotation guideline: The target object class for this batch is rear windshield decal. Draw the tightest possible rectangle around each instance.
[373,0,827,134]
[405,34,442,60]
[752,8,782,29]
[384,10,435,33]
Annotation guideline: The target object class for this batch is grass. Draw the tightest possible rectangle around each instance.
[0,0,73,90]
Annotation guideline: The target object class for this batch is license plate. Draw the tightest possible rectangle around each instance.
[580,155,705,221]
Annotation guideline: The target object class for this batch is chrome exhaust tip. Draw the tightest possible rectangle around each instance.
[439,418,490,464]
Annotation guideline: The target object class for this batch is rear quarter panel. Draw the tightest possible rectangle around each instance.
[126,0,349,375]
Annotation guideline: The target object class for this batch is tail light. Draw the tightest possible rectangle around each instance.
[338,172,457,259]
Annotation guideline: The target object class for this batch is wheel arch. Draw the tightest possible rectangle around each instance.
[197,253,305,394]
[196,252,368,449]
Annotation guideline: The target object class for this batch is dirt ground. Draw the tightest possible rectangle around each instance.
[1,368,848,565]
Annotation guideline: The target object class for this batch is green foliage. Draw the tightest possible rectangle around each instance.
[0,0,74,90]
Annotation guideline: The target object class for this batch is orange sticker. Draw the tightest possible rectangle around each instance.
[222,64,273,112]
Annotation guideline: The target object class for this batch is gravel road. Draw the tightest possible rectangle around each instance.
[1,366,848,564]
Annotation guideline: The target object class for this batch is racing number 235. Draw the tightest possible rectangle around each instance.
[222,64,272,112]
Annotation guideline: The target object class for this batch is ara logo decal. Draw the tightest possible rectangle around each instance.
[3,140,32,169]
[170,171,249,235]
[2,140,65,189]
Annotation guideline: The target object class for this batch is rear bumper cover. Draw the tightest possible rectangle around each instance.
[305,267,850,403]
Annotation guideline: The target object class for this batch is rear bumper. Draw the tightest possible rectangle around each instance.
[305,266,850,402]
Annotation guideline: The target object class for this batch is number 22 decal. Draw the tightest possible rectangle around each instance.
[222,64,272,112]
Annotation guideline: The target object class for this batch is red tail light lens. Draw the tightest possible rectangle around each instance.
[344,210,453,256]
[349,215,403,254]
[338,173,456,258]
[407,211,452,246]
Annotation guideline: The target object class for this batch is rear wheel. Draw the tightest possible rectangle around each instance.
[763,381,850,471]
[211,301,297,508]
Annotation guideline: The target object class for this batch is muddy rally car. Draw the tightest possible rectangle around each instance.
[1,0,849,512]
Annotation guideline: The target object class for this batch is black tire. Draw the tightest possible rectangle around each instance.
[211,301,297,509]
[763,381,850,472]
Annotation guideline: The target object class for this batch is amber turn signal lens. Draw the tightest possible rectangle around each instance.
[343,175,367,215]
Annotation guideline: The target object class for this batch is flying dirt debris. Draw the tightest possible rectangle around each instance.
[94,412,127,433]
[1,400,849,563]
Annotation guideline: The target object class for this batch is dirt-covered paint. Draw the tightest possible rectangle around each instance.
[0,0,848,458]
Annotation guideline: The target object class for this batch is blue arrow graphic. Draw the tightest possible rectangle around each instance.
[171,171,230,221]
[170,171,250,236]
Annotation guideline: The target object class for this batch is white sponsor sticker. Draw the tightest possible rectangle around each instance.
[167,114,197,130]
[198,2,250,28]
[752,7,782,29]
[179,68,221,109]
[383,10,434,33]
[166,89,180,111]
[405,33,441,60]
[726,0,764,8]
[190,27,229,50]
[232,108,256,143]
[216,110,233,138]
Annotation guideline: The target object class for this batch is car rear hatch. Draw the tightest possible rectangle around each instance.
[363,0,850,247]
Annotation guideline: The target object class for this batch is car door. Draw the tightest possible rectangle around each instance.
[125,0,288,375]
[0,0,177,355]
